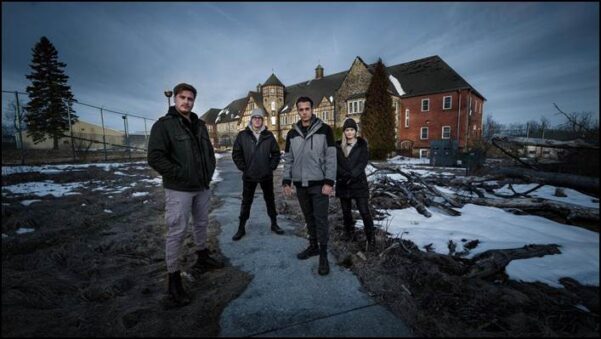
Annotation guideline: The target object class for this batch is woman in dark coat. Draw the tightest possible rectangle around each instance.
[335,118,376,250]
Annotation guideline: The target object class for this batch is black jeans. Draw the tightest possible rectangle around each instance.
[296,185,330,246]
[239,178,277,223]
[339,197,374,235]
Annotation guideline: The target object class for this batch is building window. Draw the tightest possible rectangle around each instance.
[404,109,410,128]
[323,111,328,121]
[421,98,430,112]
[270,88,275,94]
[348,99,365,114]
[420,149,429,159]
[420,127,429,140]
[443,96,452,110]
[442,126,451,139]
[271,101,276,111]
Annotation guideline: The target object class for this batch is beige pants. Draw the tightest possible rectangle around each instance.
[164,188,211,273]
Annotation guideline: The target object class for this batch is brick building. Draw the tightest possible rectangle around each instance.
[202,55,485,157]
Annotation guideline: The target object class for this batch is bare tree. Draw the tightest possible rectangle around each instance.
[554,103,599,143]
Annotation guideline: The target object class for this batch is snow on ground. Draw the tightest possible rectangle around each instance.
[215,153,225,160]
[132,192,149,197]
[495,184,599,209]
[16,228,35,234]
[212,168,222,183]
[360,155,600,288]
[387,155,429,165]
[358,204,599,288]
[2,161,148,176]
[20,199,42,206]
[2,181,84,197]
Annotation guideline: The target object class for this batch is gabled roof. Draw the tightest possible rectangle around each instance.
[280,70,346,114]
[256,55,484,116]
[215,96,247,123]
[200,108,221,124]
[262,73,284,87]
[248,91,265,111]
[385,55,486,100]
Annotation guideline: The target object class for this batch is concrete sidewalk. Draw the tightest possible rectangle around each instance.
[213,155,412,337]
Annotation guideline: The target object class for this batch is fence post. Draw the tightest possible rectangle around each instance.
[100,107,108,161]
[143,118,149,149]
[122,115,131,161]
[66,99,76,162]
[14,91,25,165]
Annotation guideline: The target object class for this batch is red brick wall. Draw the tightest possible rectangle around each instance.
[397,89,483,155]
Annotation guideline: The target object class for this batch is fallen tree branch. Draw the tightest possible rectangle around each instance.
[466,244,561,279]
[461,197,599,223]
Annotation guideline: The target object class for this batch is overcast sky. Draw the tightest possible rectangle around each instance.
[2,2,599,132]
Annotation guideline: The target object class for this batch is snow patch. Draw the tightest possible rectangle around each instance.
[16,228,35,235]
[20,199,42,206]
[389,75,405,96]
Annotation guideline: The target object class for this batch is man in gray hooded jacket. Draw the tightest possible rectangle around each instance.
[282,96,337,275]
[231,108,283,241]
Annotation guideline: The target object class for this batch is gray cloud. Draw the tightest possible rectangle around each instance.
[2,2,598,129]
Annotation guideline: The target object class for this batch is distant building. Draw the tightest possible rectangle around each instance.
[204,55,485,157]
[21,120,125,150]
[200,108,221,147]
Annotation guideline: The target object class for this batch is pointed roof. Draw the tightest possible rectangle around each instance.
[200,108,221,124]
[262,73,284,87]
[384,55,485,100]
[215,97,248,123]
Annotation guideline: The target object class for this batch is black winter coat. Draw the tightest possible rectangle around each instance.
[232,127,281,182]
[335,137,369,198]
[147,107,216,191]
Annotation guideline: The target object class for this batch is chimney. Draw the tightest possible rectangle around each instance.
[315,64,324,79]
[257,83,261,92]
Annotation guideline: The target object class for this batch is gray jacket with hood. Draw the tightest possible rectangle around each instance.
[282,115,336,188]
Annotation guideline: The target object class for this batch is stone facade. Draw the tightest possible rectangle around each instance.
[208,55,485,155]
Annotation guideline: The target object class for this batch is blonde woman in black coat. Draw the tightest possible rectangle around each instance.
[335,118,376,251]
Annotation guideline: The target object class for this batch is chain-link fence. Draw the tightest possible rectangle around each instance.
[2,90,157,165]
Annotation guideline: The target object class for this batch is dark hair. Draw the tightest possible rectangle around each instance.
[173,83,197,99]
[295,96,313,109]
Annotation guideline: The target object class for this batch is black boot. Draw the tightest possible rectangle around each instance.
[168,271,190,305]
[366,230,376,252]
[270,218,284,235]
[192,248,224,271]
[232,219,246,241]
[318,245,329,276]
[297,239,319,260]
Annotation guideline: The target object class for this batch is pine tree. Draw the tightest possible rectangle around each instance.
[361,59,396,160]
[25,36,77,150]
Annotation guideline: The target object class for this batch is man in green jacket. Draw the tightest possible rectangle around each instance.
[148,83,223,306]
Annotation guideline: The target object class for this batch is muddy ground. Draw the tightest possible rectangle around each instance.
[272,169,600,337]
[2,159,599,337]
[1,161,251,336]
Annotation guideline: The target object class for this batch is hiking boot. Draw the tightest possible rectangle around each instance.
[297,240,319,260]
[270,222,284,235]
[318,246,329,276]
[168,271,190,306]
[232,219,246,241]
[192,248,224,271]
